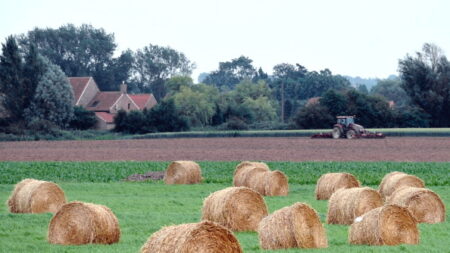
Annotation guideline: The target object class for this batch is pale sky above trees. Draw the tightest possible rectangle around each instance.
[1,0,449,80]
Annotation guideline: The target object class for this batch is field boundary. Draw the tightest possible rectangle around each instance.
[129,128,450,139]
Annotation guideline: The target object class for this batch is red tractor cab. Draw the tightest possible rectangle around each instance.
[332,116,365,139]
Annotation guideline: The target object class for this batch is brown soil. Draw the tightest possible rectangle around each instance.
[0,137,449,162]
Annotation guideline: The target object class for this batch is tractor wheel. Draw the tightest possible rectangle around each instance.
[346,129,356,139]
[332,127,341,139]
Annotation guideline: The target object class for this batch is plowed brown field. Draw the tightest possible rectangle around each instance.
[1,137,449,162]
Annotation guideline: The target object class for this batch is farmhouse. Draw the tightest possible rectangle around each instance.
[68,77,157,130]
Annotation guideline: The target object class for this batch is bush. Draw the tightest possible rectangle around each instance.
[114,99,190,134]
[293,104,334,129]
[27,119,61,136]
[221,117,249,130]
[69,106,97,130]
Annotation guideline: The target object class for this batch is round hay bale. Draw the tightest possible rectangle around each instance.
[201,187,268,231]
[315,173,360,200]
[258,202,327,250]
[327,187,383,225]
[387,187,445,223]
[378,172,425,200]
[233,161,269,187]
[264,170,289,196]
[164,161,202,184]
[349,204,419,246]
[239,167,268,195]
[7,178,66,213]
[140,220,243,253]
[48,201,120,245]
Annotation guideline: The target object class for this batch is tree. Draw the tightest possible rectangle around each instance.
[241,96,277,122]
[203,56,256,89]
[24,59,74,128]
[293,103,334,129]
[0,36,25,121]
[172,86,215,126]
[69,106,97,130]
[371,77,409,106]
[398,43,450,126]
[131,44,195,100]
[18,24,130,91]
[165,75,194,95]
[320,89,348,117]
[146,98,189,132]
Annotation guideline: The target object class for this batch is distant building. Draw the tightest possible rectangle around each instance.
[68,77,157,130]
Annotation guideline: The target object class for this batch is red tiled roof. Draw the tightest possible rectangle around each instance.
[87,92,122,111]
[95,112,115,124]
[68,77,91,103]
[129,94,157,109]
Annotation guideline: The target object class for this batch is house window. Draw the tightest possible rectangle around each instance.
[92,101,99,107]
[128,103,131,110]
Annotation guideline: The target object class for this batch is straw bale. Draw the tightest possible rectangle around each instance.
[233,161,288,196]
[349,204,419,246]
[164,161,202,184]
[315,173,360,200]
[141,220,243,253]
[48,201,120,245]
[233,161,269,187]
[387,187,445,223]
[264,170,289,196]
[7,178,66,213]
[258,202,327,250]
[327,187,383,225]
[378,172,425,200]
[201,187,268,231]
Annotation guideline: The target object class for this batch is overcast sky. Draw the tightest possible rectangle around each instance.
[1,0,449,81]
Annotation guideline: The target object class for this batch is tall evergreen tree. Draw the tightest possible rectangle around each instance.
[24,59,74,127]
[22,44,47,110]
[0,36,25,120]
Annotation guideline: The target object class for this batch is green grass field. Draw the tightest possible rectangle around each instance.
[0,161,449,252]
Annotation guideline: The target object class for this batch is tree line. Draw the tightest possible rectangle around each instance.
[1,24,449,136]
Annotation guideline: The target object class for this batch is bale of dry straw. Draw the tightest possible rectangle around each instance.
[233,161,288,196]
[258,202,328,250]
[141,220,243,253]
[164,161,202,184]
[202,186,268,231]
[7,178,66,213]
[387,187,445,223]
[378,172,424,200]
[315,173,360,200]
[327,187,383,225]
[233,161,269,187]
[48,201,120,245]
[349,204,419,246]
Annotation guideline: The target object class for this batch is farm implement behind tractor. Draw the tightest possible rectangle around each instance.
[311,116,385,139]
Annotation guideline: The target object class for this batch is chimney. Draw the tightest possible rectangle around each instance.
[120,81,127,94]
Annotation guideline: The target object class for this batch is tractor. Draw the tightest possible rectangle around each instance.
[311,116,385,139]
